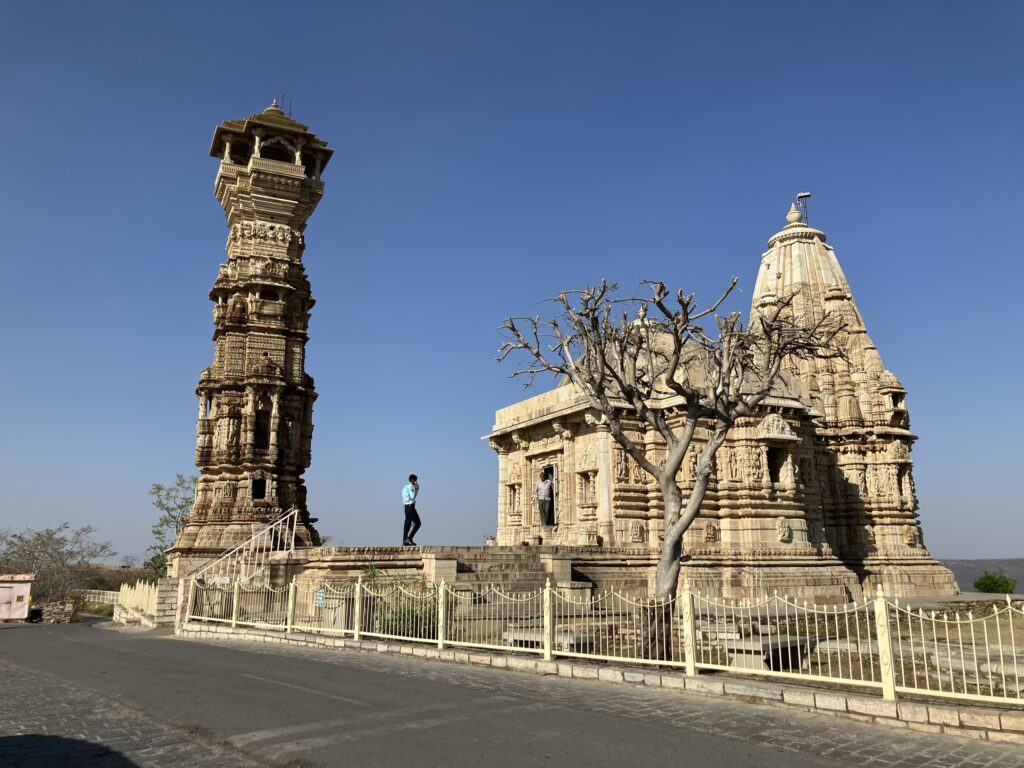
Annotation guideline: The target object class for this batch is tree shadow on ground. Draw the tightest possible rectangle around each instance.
[0,735,139,766]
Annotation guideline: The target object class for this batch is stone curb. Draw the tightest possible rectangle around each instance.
[177,622,1024,744]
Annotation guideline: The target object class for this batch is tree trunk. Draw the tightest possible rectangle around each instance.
[638,598,675,661]
[654,480,684,601]
[639,480,683,661]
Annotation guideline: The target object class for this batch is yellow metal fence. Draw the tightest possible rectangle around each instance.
[186,579,1024,706]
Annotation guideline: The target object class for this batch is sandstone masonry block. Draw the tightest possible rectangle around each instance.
[960,709,1001,729]
[490,656,508,669]
[598,668,624,683]
[954,727,989,740]
[557,663,574,677]
[988,731,1024,745]
[506,657,537,673]
[847,698,898,719]
[782,689,816,707]
[1001,712,1024,733]
[685,678,725,696]
[661,675,687,690]
[536,661,560,675]
[623,671,646,684]
[927,705,960,727]
[898,702,929,723]
[724,682,783,701]
[814,693,847,711]
[907,722,942,734]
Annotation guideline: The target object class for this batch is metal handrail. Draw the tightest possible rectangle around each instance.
[191,508,300,584]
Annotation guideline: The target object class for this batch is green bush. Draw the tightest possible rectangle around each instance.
[973,571,1017,594]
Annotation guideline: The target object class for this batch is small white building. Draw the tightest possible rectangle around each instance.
[0,574,35,621]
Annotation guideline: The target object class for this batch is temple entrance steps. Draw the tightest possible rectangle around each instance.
[453,550,552,592]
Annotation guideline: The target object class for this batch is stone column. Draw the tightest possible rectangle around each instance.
[590,416,614,545]
[491,440,509,534]
[553,422,575,527]
[269,391,281,454]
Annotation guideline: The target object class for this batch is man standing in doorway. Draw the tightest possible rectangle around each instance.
[402,474,421,546]
[533,470,554,526]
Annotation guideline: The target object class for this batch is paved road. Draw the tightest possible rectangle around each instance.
[1,621,1021,768]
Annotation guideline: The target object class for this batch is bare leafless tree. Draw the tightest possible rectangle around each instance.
[499,278,844,603]
[0,523,115,601]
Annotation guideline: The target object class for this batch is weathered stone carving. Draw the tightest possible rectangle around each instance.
[230,221,300,245]
[756,413,798,442]
[903,525,922,548]
[775,517,792,543]
[629,520,646,543]
[703,521,720,543]
[750,448,763,482]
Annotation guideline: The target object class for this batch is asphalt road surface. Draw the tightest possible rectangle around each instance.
[1,620,1021,768]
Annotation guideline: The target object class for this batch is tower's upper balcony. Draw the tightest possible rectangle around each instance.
[209,100,333,184]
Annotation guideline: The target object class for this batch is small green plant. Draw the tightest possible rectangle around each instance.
[361,560,381,583]
[973,571,1017,594]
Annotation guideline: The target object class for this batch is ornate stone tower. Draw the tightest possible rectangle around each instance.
[751,201,957,595]
[171,102,332,559]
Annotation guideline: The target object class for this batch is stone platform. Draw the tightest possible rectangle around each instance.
[269,543,914,603]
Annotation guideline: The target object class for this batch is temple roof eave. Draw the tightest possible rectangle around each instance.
[485,391,813,440]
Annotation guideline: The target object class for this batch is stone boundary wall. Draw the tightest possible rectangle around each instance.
[34,601,74,624]
[178,621,1024,744]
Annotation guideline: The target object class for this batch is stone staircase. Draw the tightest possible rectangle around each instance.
[452,549,553,593]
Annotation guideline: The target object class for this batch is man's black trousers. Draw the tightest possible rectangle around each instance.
[403,504,421,543]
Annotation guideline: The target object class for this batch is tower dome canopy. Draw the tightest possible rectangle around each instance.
[208,101,333,172]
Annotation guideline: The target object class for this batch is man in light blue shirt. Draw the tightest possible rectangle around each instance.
[402,474,421,546]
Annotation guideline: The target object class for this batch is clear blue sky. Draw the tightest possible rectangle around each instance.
[2,2,1021,560]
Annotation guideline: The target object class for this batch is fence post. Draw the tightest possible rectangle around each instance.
[437,579,447,651]
[286,578,297,634]
[543,578,553,661]
[682,585,697,677]
[231,580,241,629]
[185,578,196,623]
[873,584,897,701]
[353,576,363,641]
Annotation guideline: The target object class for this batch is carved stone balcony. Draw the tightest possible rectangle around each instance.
[248,156,307,179]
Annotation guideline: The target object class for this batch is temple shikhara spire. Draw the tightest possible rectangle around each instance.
[170,103,332,563]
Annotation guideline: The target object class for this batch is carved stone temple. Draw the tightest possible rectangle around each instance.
[169,102,331,569]
[487,202,958,600]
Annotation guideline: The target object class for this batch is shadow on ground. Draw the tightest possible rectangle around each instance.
[0,735,139,766]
